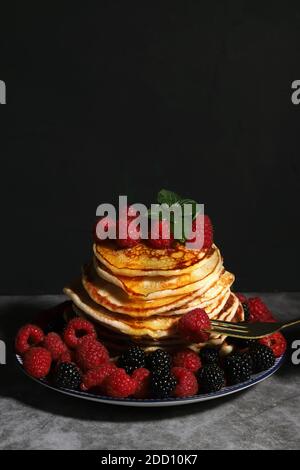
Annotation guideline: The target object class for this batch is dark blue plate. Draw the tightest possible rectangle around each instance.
[16,353,285,407]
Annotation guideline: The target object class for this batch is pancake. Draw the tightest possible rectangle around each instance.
[92,245,223,299]
[64,229,244,353]
[94,241,215,277]
[64,280,179,338]
[64,280,242,340]
[168,286,232,318]
[85,254,235,318]
[73,306,236,355]
[82,264,209,316]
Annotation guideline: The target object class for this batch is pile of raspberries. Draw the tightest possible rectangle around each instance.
[15,298,287,400]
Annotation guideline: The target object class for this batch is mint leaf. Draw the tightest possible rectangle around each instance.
[157,189,182,206]
[179,198,200,221]
[152,189,202,243]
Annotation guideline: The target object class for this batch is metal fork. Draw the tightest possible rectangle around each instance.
[210,318,300,339]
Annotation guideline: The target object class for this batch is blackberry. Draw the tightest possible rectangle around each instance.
[151,370,177,398]
[249,343,275,373]
[55,362,82,390]
[223,352,253,385]
[146,349,171,374]
[197,364,225,393]
[200,347,219,365]
[242,302,250,322]
[117,345,146,374]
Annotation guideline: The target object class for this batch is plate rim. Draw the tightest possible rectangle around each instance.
[15,353,286,407]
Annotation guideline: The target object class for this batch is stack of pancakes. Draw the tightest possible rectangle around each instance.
[64,241,244,353]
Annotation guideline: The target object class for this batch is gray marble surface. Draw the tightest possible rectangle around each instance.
[0,294,300,450]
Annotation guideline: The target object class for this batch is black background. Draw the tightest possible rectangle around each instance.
[1,1,300,294]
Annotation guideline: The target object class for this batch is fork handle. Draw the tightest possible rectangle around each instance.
[280,318,300,330]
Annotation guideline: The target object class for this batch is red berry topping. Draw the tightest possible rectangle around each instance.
[76,337,109,371]
[94,216,116,242]
[259,332,287,358]
[178,308,211,343]
[15,324,44,355]
[43,332,68,361]
[103,369,137,398]
[81,363,117,391]
[23,347,52,378]
[57,349,73,365]
[172,349,202,372]
[171,367,198,398]
[248,297,276,323]
[148,219,174,249]
[186,215,213,250]
[116,217,141,248]
[63,317,97,349]
[132,368,151,399]
[236,293,248,304]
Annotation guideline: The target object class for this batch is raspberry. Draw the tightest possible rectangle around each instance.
[186,215,213,250]
[116,217,140,248]
[103,369,137,398]
[94,216,116,243]
[55,363,82,390]
[57,349,73,365]
[23,347,52,379]
[15,324,44,355]
[171,367,198,398]
[236,293,248,304]
[148,220,174,249]
[132,368,151,399]
[178,308,211,343]
[63,317,97,349]
[259,332,287,358]
[248,297,276,323]
[172,349,202,372]
[43,332,68,361]
[81,363,117,391]
[76,337,109,371]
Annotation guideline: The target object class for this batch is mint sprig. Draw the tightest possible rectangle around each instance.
[157,189,182,206]
[150,189,201,242]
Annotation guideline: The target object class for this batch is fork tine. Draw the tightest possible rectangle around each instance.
[209,326,251,338]
[211,320,248,331]
[210,321,282,339]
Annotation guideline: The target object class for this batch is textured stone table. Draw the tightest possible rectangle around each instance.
[0,294,300,450]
